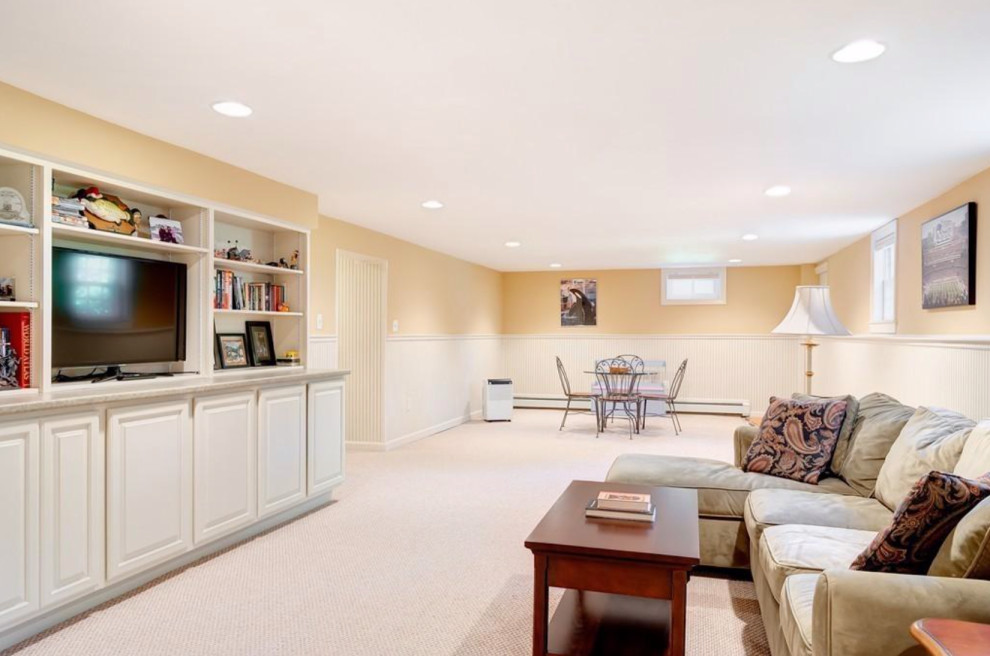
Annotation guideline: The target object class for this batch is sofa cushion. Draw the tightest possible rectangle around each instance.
[852,471,990,574]
[955,420,990,480]
[760,524,876,603]
[743,396,849,484]
[793,393,859,475]
[779,574,818,656]
[605,454,856,519]
[874,407,974,510]
[929,498,990,580]
[745,488,892,548]
[836,393,915,496]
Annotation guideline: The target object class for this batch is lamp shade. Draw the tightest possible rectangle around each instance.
[772,286,850,336]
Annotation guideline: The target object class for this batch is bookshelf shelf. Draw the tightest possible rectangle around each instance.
[213,259,304,276]
[214,309,304,318]
[0,145,311,391]
[0,223,39,237]
[53,224,209,255]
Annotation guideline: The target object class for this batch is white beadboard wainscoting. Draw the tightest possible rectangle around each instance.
[816,336,990,420]
[309,335,339,369]
[501,334,805,416]
[381,335,503,450]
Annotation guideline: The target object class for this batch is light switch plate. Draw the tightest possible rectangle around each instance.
[392,320,399,333]
[316,313,324,330]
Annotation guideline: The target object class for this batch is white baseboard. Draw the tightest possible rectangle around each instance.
[512,394,749,417]
[346,410,481,452]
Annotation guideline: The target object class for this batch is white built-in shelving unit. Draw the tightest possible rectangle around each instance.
[0,144,311,398]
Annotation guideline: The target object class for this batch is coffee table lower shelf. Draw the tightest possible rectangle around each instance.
[548,589,670,656]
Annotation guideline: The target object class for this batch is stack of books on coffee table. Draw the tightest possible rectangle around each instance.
[585,491,656,523]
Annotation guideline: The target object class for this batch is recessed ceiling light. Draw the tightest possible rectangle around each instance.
[504,241,522,248]
[549,263,562,268]
[728,258,743,264]
[742,234,759,241]
[421,200,444,210]
[764,185,791,197]
[211,101,253,118]
[832,39,886,64]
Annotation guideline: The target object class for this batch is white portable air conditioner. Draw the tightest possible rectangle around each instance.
[483,378,513,421]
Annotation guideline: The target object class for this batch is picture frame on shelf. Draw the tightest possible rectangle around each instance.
[0,277,14,302]
[246,321,276,366]
[216,333,250,368]
[149,215,184,244]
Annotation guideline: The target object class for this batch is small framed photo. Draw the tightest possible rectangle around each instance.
[245,321,276,366]
[149,215,185,244]
[0,277,14,302]
[216,333,250,368]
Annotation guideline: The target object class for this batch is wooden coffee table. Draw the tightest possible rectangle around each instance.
[911,618,990,656]
[525,480,700,656]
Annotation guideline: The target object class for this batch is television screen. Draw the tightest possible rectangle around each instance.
[52,247,187,368]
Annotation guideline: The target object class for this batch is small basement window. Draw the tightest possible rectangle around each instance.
[870,220,897,333]
[662,267,726,305]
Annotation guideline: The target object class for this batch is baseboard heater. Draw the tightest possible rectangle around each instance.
[513,394,751,418]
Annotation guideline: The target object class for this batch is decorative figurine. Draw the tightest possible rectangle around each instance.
[290,249,299,270]
[74,186,137,235]
[0,332,19,389]
[278,257,289,268]
[277,302,290,312]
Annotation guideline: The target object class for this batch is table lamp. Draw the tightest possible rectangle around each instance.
[772,286,850,394]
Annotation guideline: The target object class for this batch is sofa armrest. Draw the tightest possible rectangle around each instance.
[733,424,759,467]
[812,569,990,656]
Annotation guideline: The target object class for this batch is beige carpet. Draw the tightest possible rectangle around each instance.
[6,411,768,655]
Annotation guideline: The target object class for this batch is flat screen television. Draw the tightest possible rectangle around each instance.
[52,247,187,369]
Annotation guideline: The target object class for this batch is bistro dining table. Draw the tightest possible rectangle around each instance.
[585,364,666,433]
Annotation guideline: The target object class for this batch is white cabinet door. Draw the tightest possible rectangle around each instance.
[40,413,104,608]
[258,385,306,517]
[107,401,192,582]
[0,421,39,629]
[194,392,257,544]
[308,380,344,495]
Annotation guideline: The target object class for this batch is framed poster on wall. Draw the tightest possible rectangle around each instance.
[921,202,977,309]
[560,279,597,326]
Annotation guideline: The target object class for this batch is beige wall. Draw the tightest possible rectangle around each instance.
[825,165,990,335]
[501,266,802,334]
[0,82,317,228]
[310,216,502,336]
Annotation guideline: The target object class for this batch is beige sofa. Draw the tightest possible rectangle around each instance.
[605,393,990,656]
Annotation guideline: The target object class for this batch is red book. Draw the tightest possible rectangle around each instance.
[0,312,31,388]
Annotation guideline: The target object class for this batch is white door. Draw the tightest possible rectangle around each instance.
[0,422,39,629]
[336,250,386,447]
[107,401,192,581]
[194,392,257,544]
[258,385,307,517]
[40,413,104,608]
[308,380,345,495]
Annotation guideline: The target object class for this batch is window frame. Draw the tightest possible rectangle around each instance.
[661,267,727,306]
[870,220,897,334]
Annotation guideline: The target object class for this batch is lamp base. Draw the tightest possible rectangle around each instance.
[801,338,819,395]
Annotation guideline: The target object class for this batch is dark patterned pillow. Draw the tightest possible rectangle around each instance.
[742,396,848,484]
[851,471,990,574]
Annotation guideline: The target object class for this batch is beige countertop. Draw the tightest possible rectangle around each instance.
[0,368,349,416]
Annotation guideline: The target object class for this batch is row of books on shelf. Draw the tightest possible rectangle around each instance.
[0,312,31,390]
[585,491,655,523]
[51,196,88,228]
[214,270,288,312]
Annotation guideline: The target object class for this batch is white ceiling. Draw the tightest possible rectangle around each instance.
[3,1,990,271]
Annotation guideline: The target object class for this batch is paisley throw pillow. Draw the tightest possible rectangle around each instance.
[851,471,990,574]
[742,396,848,484]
